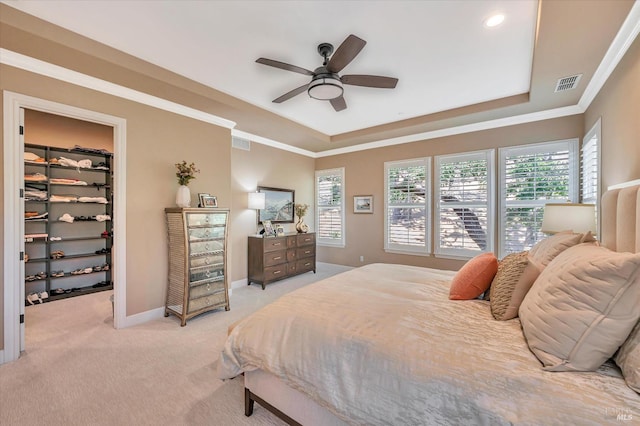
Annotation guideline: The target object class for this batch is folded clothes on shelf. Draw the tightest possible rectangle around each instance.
[25,212,48,220]
[25,233,48,240]
[50,178,88,185]
[24,173,48,182]
[24,152,47,164]
[49,236,62,241]
[72,145,113,156]
[50,194,78,202]
[77,196,108,204]
[96,214,111,222]
[24,188,48,201]
[57,156,92,170]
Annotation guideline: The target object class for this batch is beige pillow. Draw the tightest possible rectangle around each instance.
[615,321,640,393]
[489,252,541,321]
[528,231,584,268]
[519,244,640,371]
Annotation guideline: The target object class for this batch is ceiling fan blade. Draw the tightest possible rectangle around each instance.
[341,74,398,89]
[326,34,366,73]
[330,96,347,112]
[273,84,309,103]
[256,58,314,76]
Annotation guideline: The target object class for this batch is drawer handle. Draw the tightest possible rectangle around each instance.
[273,242,281,246]
[205,216,210,223]
[205,271,211,277]
[273,270,282,275]
[305,262,311,266]
[205,257,211,264]
[205,243,210,250]
[205,229,210,237]
[206,297,210,304]
[273,256,282,260]
[305,250,311,254]
[207,283,211,291]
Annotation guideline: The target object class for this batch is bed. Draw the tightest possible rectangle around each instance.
[217,182,640,425]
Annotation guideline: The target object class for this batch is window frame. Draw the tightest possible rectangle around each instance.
[384,157,431,255]
[434,149,495,259]
[315,167,345,248]
[498,139,579,258]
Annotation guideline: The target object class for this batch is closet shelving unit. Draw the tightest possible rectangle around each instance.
[24,143,114,304]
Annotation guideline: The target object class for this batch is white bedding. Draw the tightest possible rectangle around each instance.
[218,263,640,425]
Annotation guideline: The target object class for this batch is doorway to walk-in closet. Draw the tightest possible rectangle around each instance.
[22,108,115,349]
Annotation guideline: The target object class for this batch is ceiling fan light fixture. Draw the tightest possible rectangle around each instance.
[308,75,343,100]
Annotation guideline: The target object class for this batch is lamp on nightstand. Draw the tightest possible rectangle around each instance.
[248,191,266,235]
[541,203,596,235]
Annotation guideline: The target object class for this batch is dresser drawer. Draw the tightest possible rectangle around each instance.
[264,264,288,281]
[188,292,226,313]
[187,213,226,227]
[296,258,315,273]
[263,237,287,252]
[296,246,315,259]
[190,279,225,299]
[190,239,224,255]
[264,250,286,266]
[296,233,315,246]
[190,255,223,268]
[286,249,297,262]
[188,226,225,241]
[189,265,224,283]
[286,235,297,248]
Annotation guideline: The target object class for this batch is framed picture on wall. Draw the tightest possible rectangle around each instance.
[354,195,373,214]
[257,186,295,224]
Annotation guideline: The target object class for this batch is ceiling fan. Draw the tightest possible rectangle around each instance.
[256,34,398,112]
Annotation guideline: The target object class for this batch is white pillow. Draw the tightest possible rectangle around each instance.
[519,243,640,371]
[528,231,589,268]
[615,321,640,393]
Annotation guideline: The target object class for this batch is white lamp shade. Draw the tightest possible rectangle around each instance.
[248,192,265,210]
[541,203,596,234]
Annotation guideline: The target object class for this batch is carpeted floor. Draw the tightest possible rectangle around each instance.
[0,263,351,426]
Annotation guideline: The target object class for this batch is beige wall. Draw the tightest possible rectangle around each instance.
[25,110,114,151]
[315,115,584,270]
[230,142,315,283]
[584,34,640,190]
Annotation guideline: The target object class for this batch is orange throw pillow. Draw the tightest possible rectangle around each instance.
[449,252,498,300]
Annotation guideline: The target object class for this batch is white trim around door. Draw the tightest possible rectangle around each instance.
[2,90,127,364]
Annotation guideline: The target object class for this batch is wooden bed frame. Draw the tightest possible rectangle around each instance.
[243,181,640,425]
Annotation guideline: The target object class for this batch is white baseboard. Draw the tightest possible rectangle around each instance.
[231,278,248,290]
[119,306,165,328]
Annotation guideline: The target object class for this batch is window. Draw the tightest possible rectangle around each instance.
[315,168,345,247]
[498,139,579,257]
[384,158,431,255]
[435,150,495,258]
[582,119,600,231]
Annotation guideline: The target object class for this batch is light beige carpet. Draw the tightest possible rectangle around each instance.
[0,263,351,426]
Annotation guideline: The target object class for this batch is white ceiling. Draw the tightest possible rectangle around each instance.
[3,0,538,136]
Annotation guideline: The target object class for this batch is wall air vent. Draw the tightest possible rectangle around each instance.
[232,136,251,151]
[554,74,582,92]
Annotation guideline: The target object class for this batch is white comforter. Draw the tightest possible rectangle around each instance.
[218,263,640,425]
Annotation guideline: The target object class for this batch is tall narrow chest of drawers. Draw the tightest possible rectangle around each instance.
[248,232,316,289]
[165,208,229,326]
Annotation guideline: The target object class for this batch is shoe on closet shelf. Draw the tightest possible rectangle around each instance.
[39,291,49,301]
[53,288,65,295]
[26,293,41,305]
[51,270,64,277]
[71,269,84,275]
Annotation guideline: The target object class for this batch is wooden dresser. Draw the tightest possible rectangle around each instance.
[164,208,229,326]
[248,232,316,289]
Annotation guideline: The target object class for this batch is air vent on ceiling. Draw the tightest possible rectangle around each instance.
[232,136,251,151]
[554,74,582,92]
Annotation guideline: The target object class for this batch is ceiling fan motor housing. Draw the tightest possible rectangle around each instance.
[308,70,343,100]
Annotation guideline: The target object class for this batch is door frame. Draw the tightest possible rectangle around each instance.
[2,90,127,363]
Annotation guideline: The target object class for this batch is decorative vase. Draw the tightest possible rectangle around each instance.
[295,217,309,233]
[176,185,191,207]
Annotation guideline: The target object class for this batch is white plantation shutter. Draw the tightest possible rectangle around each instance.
[315,168,345,247]
[384,158,431,254]
[581,121,600,205]
[499,140,578,257]
[435,150,494,257]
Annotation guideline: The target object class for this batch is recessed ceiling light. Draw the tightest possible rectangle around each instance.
[485,14,505,28]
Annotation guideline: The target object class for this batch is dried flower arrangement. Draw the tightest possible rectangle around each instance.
[175,161,199,186]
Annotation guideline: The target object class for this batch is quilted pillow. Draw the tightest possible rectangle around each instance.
[489,252,541,320]
[519,244,640,371]
[449,252,498,300]
[615,321,640,393]
[528,231,585,268]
